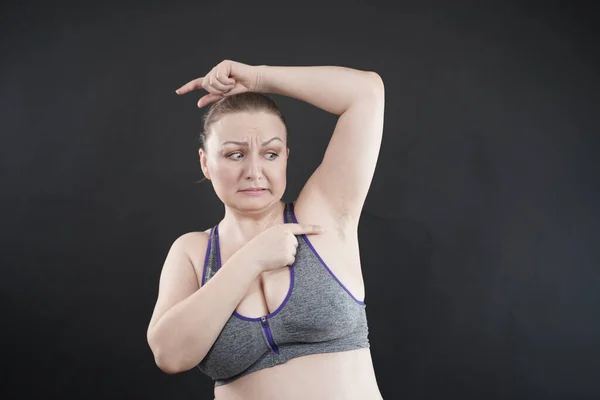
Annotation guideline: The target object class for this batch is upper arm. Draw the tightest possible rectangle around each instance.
[304,72,385,224]
[146,232,205,339]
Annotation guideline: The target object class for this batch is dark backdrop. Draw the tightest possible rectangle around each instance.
[2,1,599,399]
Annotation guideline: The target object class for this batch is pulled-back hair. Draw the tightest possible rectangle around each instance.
[196,92,289,183]
[199,92,289,152]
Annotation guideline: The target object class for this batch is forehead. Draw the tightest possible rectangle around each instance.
[210,111,286,142]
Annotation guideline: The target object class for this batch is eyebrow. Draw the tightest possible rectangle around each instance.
[221,137,283,147]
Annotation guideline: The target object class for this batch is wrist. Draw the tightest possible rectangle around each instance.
[253,65,270,93]
[233,244,264,278]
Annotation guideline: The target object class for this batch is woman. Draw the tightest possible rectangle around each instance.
[147,60,385,400]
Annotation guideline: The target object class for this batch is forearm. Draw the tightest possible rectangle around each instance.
[149,250,261,373]
[256,65,383,116]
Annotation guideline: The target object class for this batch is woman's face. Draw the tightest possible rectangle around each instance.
[199,111,289,212]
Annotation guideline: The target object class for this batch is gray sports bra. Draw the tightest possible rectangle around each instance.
[196,201,370,386]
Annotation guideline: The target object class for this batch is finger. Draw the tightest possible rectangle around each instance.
[219,84,251,99]
[210,78,234,92]
[214,70,236,90]
[204,83,225,96]
[285,223,325,235]
[175,77,204,95]
[204,74,233,95]
[198,93,223,108]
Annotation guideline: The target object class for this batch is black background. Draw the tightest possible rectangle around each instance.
[2,1,599,399]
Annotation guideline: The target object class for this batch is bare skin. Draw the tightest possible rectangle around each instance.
[183,195,383,400]
[148,61,385,399]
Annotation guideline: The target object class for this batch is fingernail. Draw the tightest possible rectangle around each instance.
[175,89,180,94]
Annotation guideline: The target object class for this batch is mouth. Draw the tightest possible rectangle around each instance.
[240,188,268,192]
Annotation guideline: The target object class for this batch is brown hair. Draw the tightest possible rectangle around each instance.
[196,92,289,183]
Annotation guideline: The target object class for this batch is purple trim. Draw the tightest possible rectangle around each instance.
[234,313,261,322]
[233,265,295,321]
[215,203,296,321]
[201,226,214,286]
[215,224,222,272]
[289,201,365,305]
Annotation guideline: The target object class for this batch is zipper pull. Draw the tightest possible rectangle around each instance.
[261,316,267,326]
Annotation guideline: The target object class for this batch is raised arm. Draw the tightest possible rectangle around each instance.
[256,65,385,226]
[175,61,385,227]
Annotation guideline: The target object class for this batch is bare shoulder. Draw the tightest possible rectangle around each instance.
[147,229,212,336]
[173,230,211,286]
[173,230,210,249]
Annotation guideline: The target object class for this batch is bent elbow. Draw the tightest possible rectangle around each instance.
[361,71,384,101]
[147,327,206,374]
[151,344,200,374]
[366,71,384,90]
[148,333,184,374]
[150,343,202,374]
[154,352,185,374]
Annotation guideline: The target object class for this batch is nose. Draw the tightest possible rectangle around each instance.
[244,153,263,181]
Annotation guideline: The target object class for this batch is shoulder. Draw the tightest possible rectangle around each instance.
[171,230,212,284]
[172,230,210,248]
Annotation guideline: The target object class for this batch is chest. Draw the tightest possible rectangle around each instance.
[219,205,364,319]
[213,236,367,359]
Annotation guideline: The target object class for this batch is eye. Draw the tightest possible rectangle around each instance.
[227,152,279,160]
[227,152,243,160]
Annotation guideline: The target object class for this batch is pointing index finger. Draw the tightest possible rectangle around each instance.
[285,223,325,235]
[175,77,204,95]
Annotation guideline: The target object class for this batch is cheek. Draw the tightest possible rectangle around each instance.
[274,164,287,183]
[208,160,236,186]
[214,169,238,187]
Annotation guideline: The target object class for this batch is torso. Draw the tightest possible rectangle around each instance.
[184,190,383,400]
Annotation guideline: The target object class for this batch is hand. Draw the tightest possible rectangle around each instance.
[242,223,325,273]
[175,60,261,108]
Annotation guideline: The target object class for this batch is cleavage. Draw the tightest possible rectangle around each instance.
[217,234,293,319]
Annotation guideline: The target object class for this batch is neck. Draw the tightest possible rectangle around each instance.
[219,200,286,244]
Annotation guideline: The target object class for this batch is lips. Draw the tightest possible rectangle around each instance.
[241,188,267,192]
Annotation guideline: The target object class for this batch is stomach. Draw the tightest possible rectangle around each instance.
[213,348,383,400]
